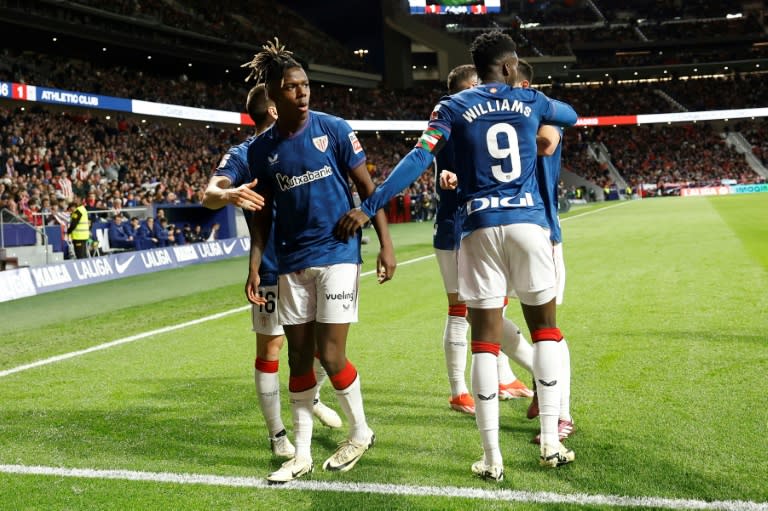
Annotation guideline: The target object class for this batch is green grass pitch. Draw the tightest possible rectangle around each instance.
[0,194,766,510]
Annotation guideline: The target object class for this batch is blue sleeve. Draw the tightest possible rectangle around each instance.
[214,144,249,186]
[334,117,366,170]
[360,147,434,217]
[541,95,578,127]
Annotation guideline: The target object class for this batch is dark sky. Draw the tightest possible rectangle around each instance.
[278,0,387,73]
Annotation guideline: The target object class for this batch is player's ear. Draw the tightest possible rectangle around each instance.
[502,58,518,83]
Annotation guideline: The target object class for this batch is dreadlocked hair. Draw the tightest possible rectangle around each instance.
[241,37,302,85]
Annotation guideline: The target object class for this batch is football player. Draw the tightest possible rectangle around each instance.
[434,64,534,417]
[336,31,578,480]
[203,82,343,462]
[242,39,396,483]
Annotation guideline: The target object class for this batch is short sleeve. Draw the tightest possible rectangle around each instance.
[214,144,249,187]
[333,118,366,170]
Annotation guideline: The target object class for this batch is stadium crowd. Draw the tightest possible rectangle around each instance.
[737,119,768,166]
[1,71,766,231]
[1,0,766,232]
[587,123,757,190]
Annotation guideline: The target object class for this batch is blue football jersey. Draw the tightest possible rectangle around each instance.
[428,84,577,235]
[536,127,564,243]
[214,137,279,286]
[433,140,462,251]
[247,111,366,274]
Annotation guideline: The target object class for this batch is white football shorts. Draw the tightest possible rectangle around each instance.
[458,223,556,308]
[278,263,360,325]
[553,242,566,305]
[435,248,459,295]
[251,284,284,336]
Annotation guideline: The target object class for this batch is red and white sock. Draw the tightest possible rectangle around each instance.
[471,341,502,466]
[254,358,284,437]
[289,371,317,460]
[532,328,564,448]
[560,338,572,422]
[444,304,469,396]
[331,360,369,443]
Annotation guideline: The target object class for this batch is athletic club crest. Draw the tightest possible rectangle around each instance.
[313,135,329,152]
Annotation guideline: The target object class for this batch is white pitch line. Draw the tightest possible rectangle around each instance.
[560,200,633,223]
[0,204,618,380]
[0,307,250,378]
[0,464,765,511]
[0,254,436,379]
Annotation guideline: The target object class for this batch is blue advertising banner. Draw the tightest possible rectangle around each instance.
[730,183,768,194]
[34,86,133,112]
[0,237,250,302]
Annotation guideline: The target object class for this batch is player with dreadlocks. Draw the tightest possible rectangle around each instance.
[203,83,344,462]
[242,39,396,483]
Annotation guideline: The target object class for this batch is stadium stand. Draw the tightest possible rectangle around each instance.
[1,0,767,265]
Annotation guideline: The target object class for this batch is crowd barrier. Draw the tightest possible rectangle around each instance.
[3,80,768,130]
[0,236,250,303]
[680,183,768,197]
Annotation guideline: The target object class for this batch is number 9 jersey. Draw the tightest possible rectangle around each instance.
[426,83,577,235]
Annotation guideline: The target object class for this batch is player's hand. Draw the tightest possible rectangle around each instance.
[334,208,371,241]
[227,179,265,211]
[376,244,396,284]
[245,271,266,305]
[440,170,458,190]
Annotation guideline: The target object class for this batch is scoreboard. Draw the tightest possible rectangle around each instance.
[408,0,501,14]
[0,81,34,101]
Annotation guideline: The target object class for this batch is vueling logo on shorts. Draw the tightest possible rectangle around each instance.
[325,291,355,301]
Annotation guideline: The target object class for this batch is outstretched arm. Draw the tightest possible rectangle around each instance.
[544,98,578,127]
[334,147,435,241]
[203,175,265,211]
[361,147,435,218]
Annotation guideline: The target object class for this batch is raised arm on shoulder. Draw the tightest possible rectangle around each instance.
[545,97,579,127]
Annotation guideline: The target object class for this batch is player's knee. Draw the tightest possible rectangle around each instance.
[518,287,556,306]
